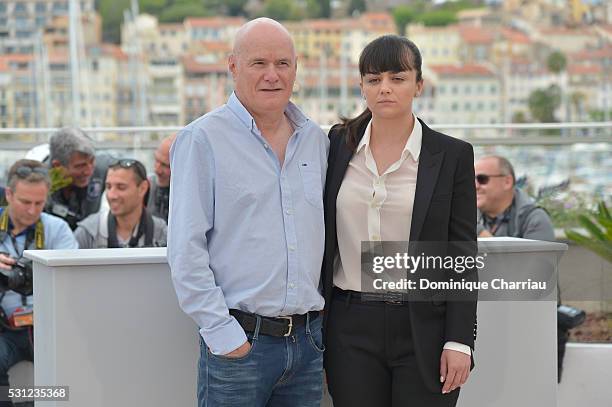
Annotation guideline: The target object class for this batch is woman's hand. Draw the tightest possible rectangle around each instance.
[440,349,471,394]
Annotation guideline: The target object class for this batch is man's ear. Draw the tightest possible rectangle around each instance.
[140,179,150,197]
[228,54,237,78]
[4,187,13,202]
[50,159,62,168]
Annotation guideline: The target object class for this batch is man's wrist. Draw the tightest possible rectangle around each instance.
[202,316,248,356]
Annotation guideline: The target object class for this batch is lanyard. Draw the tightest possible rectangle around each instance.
[0,208,45,255]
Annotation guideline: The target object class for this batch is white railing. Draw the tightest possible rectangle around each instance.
[0,122,610,197]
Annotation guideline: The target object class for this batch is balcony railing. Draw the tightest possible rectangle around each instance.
[0,122,610,199]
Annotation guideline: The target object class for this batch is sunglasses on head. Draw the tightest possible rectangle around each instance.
[15,166,49,178]
[110,159,147,181]
[475,173,507,185]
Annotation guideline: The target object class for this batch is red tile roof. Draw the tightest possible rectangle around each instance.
[540,27,597,37]
[197,40,232,52]
[182,56,228,74]
[305,19,345,31]
[568,64,602,75]
[101,43,128,61]
[571,45,612,61]
[185,17,245,29]
[429,64,495,77]
[501,28,531,44]
[458,26,495,44]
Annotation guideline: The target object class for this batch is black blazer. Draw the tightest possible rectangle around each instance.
[322,118,478,393]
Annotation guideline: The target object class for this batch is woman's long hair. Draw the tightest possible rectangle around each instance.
[340,35,423,149]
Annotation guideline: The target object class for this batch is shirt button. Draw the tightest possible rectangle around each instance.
[371,235,380,241]
[289,283,295,289]
[286,209,293,215]
[264,143,269,149]
[288,245,296,251]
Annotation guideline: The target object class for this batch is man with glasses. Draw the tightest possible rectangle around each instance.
[146,134,176,223]
[474,155,553,240]
[74,159,167,249]
[0,159,77,407]
[45,127,114,230]
[474,155,569,381]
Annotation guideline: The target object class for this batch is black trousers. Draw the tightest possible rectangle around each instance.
[325,290,460,407]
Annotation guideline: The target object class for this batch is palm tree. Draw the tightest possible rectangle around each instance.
[547,51,568,126]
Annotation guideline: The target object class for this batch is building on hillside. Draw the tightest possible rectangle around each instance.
[0,0,95,54]
[418,63,502,131]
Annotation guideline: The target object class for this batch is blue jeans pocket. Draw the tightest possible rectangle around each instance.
[307,317,325,353]
[206,335,257,362]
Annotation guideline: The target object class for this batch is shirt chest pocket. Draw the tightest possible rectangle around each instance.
[298,162,323,209]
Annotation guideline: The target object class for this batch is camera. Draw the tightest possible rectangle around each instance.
[0,254,33,297]
[558,304,586,330]
[50,203,80,230]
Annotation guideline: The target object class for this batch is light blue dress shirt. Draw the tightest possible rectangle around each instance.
[0,210,78,316]
[168,93,329,355]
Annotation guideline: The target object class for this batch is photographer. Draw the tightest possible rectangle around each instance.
[474,155,574,383]
[0,159,77,407]
[74,159,167,249]
[147,134,175,223]
[45,127,112,230]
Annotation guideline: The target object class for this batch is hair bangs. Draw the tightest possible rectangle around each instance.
[359,36,416,76]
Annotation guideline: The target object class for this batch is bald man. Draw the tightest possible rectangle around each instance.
[147,134,175,222]
[167,18,328,407]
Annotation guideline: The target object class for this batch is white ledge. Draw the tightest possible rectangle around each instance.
[23,238,567,267]
[24,247,168,266]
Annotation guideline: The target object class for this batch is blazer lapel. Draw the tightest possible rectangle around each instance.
[410,125,444,242]
[329,139,353,204]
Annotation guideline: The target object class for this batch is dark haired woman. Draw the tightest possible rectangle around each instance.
[322,35,478,407]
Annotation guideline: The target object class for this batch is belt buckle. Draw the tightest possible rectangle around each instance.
[279,316,293,336]
[384,292,404,305]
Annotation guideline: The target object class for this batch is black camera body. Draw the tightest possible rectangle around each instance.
[0,254,33,297]
[558,304,586,331]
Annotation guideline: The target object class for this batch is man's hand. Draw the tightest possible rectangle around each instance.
[440,349,471,394]
[479,229,493,237]
[223,341,251,358]
[0,253,15,271]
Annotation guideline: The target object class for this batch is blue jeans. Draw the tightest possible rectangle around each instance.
[0,329,32,407]
[198,313,324,407]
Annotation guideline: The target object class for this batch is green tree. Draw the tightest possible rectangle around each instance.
[305,0,322,18]
[261,0,301,20]
[318,0,330,18]
[417,10,458,27]
[512,111,527,123]
[203,0,248,16]
[565,201,612,264]
[392,6,416,36]
[528,85,561,123]
[139,0,167,15]
[98,0,178,43]
[98,0,132,43]
[223,0,249,16]
[588,109,612,121]
[547,51,567,74]
[159,2,210,23]
[348,0,367,15]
